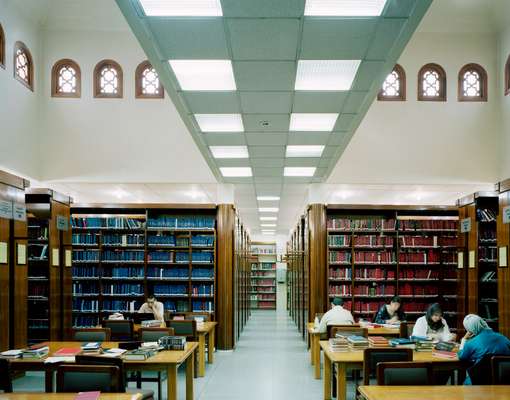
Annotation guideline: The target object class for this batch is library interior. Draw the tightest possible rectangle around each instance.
[2,0,510,399]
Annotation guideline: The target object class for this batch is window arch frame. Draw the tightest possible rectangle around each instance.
[13,41,34,91]
[93,59,123,98]
[417,63,446,102]
[135,60,164,99]
[505,55,510,97]
[377,64,406,101]
[51,58,81,98]
[0,23,5,69]
[458,63,487,102]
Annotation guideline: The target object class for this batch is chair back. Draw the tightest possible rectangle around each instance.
[492,356,510,384]
[75,355,126,389]
[73,328,111,342]
[327,324,362,339]
[401,322,415,338]
[102,319,134,341]
[140,327,175,342]
[0,359,13,392]
[166,320,197,339]
[376,361,432,385]
[56,365,122,393]
[363,348,413,385]
[468,353,493,385]
[186,312,211,322]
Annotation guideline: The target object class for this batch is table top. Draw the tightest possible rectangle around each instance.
[307,322,400,336]
[319,341,458,363]
[133,321,217,334]
[0,394,142,400]
[358,385,510,400]
[9,341,198,366]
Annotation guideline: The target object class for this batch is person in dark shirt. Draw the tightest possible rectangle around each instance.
[374,295,405,324]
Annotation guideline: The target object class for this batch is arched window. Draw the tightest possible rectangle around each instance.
[0,23,5,69]
[135,60,163,99]
[51,59,81,98]
[377,64,406,101]
[458,63,487,102]
[93,59,123,98]
[13,41,34,91]
[417,63,446,101]
[505,55,510,96]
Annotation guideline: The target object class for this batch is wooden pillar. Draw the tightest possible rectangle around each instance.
[216,204,235,350]
[308,204,327,322]
[497,180,510,336]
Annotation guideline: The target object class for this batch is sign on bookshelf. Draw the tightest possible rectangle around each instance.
[12,203,26,221]
[65,249,72,267]
[503,206,510,224]
[468,250,476,268]
[52,248,60,267]
[457,251,464,269]
[57,215,69,231]
[460,217,471,233]
[499,246,508,268]
[0,200,13,220]
[16,243,26,265]
[0,242,7,264]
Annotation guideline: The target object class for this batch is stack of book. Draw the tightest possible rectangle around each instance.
[159,336,186,350]
[389,338,416,349]
[347,336,369,351]
[141,319,162,328]
[329,337,349,352]
[368,336,390,348]
[415,339,434,352]
[81,342,102,355]
[22,344,49,359]
[0,349,22,359]
[432,349,457,359]
[124,348,157,361]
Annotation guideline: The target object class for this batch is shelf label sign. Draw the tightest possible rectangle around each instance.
[12,203,26,222]
[503,206,510,224]
[57,215,69,231]
[0,200,13,220]
[460,218,471,233]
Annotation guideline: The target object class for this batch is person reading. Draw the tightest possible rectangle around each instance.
[138,295,164,322]
[373,295,405,325]
[318,297,354,333]
[412,303,455,341]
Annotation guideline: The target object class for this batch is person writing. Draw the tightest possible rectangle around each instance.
[458,314,510,384]
[374,295,405,325]
[138,295,164,322]
[412,303,455,341]
[318,297,354,334]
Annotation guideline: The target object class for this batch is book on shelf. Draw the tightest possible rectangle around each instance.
[354,251,396,264]
[355,235,394,248]
[329,337,349,352]
[329,251,351,264]
[368,336,390,348]
[327,218,396,231]
[347,335,369,350]
[147,215,215,229]
[476,208,497,222]
[398,220,457,231]
[481,271,497,281]
[328,235,351,247]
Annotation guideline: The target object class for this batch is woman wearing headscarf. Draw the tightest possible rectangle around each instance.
[458,314,510,384]
[412,303,455,341]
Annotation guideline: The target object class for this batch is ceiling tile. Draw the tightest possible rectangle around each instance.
[249,146,285,158]
[251,158,285,167]
[215,159,251,167]
[233,61,296,90]
[319,158,332,167]
[240,92,292,114]
[148,19,228,58]
[246,133,288,146]
[244,114,289,132]
[182,92,240,113]
[255,183,283,193]
[314,167,328,178]
[342,92,370,114]
[284,158,320,167]
[204,133,247,146]
[351,61,385,91]
[254,176,284,184]
[221,0,305,17]
[228,19,300,60]
[366,18,407,60]
[300,19,377,59]
[293,92,348,113]
[384,0,418,18]
[223,177,254,184]
[253,167,284,177]
[287,132,330,145]
[334,113,357,131]
[283,176,313,184]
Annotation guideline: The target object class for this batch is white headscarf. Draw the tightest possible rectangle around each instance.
[463,314,491,336]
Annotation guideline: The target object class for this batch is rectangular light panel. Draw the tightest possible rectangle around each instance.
[140,0,223,16]
[284,167,317,177]
[195,114,244,132]
[304,0,387,16]
[262,232,275,235]
[209,146,249,159]
[290,113,338,132]
[259,207,279,213]
[286,145,325,158]
[260,216,277,221]
[295,60,361,91]
[261,224,277,227]
[169,60,236,91]
[257,196,280,201]
[219,167,252,177]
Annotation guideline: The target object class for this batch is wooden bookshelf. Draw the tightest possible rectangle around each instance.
[233,215,250,341]
[250,242,277,310]
[497,179,510,336]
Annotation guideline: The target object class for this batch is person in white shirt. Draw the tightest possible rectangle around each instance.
[138,295,165,321]
[318,297,355,334]
[412,303,455,342]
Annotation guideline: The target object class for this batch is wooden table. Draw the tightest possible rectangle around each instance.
[0,395,142,400]
[307,322,400,379]
[358,385,510,400]
[9,341,197,400]
[320,341,462,400]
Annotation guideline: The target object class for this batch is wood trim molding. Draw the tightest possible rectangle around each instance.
[51,58,81,98]
[499,179,510,193]
[458,63,488,102]
[13,41,34,91]
[93,59,123,98]
[417,63,446,102]
[135,60,164,99]
[377,64,406,101]
[497,191,510,336]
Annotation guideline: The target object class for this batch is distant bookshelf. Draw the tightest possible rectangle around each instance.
[250,242,277,310]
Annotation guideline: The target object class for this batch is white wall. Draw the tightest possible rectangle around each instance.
[499,27,510,180]
[0,0,42,178]
[329,31,500,186]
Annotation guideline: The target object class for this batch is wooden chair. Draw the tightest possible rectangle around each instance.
[376,361,432,385]
[400,322,415,338]
[0,359,13,392]
[166,319,197,340]
[185,312,211,322]
[139,327,175,342]
[102,319,134,341]
[468,354,493,385]
[492,356,510,384]
[72,327,111,341]
[56,365,122,393]
[362,348,413,385]
[330,326,368,339]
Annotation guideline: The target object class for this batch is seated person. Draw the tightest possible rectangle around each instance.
[374,295,406,325]
[318,297,354,334]
[458,314,510,384]
[412,303,455,341]
[138,295,164,322]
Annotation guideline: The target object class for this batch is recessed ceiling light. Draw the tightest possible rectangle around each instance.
[260,216,277,221]
[262,232,276,235]
[261,224,277,227]
[195,114,244,132]
[219,167,252,177]
[140,0,223,16]
[257,196,280,201]
[284,167,317,177]
[295,60,361,91]
[304,0,387,16]
[290,113,338,132]
[259,207,279,213]
[286,145,325,158]
[169,60,235,90]
[209,146,249,159]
